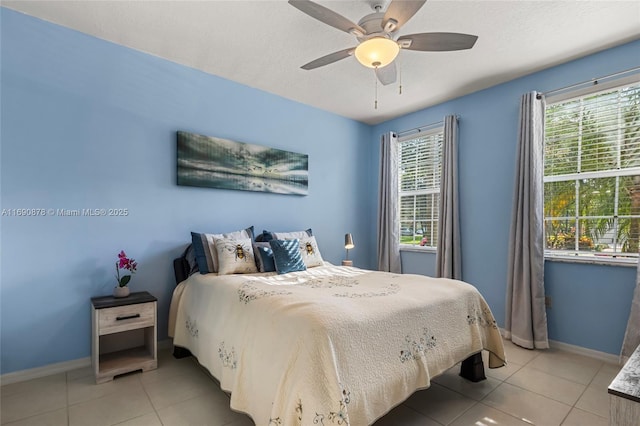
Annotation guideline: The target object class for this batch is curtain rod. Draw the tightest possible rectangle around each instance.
[536,66,640,99]
[397,115,460,138]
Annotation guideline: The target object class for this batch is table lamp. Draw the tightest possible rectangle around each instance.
[343,233,355,266]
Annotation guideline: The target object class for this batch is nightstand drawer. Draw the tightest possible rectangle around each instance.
[97,302,155,335]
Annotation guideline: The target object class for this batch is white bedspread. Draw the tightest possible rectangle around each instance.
[172,264,505,425]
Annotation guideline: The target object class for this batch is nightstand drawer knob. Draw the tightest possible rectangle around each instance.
[116,314,141,321]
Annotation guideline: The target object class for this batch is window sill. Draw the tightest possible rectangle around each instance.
[400,245,436,254]
[544,254,637,268]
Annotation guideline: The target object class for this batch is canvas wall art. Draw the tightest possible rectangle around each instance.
[177,131,308,195]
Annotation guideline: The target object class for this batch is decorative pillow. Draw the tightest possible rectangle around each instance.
[298,235,324,268]
[214,237,258,275]
[258,228,313,242]
[253,242,276,273]
[191,226,254,274]
[269,239,306,274]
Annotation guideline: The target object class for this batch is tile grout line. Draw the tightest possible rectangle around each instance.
[400,402,444,425]
[136,372,164,426]
[487,349,609,426]
[505,351,592,418]
[504,366,596,402]
[472,372,537,426]
[479,350,559,425]
[443,399,479,425]
[498,380,573,417]
[567,361,611,421]
[432,362,557,426]
[432,365,519,426]
[519,363,601,387]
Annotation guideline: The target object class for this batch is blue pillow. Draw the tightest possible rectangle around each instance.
[253,242,276,273]
[269,239,306,274]
[191,232,215,274]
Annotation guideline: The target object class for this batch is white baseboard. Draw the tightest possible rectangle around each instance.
[0,357,91,386]
[549,339,620,365]
[499,327,620,364]
[1,339,174,385]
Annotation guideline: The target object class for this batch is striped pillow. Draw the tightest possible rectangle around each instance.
[269,239,306,275]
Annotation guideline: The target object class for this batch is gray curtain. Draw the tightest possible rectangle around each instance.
[436,115,462,279]
[377,132,402,273]
[621,261,640,362]
[505,92,549,349]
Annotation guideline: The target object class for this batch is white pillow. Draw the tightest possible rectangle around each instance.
[271,229,312,240]
[214,237,258,275]
[298,235,324,268]
[205,228,253,272]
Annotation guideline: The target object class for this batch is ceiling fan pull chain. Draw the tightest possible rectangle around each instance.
[399,57,403,95]
[374,68,379,109]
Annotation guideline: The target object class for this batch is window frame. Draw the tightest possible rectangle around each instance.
[397,126,444,252]
[543,74,640,266]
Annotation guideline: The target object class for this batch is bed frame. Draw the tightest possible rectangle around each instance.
[171,249,486,382]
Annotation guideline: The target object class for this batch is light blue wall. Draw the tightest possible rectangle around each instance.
[2,7,638,375]
[0,8,373,374]
[373,39,640,355]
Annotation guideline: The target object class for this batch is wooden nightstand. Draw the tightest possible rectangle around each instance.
[91,291,157,384]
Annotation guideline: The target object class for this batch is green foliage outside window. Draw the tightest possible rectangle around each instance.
[544,82,640,257]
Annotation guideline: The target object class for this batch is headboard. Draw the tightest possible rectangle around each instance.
[173,256,189,286]
[173,244,195,286]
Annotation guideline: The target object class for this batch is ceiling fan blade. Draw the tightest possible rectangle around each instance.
[375,62,397,86]
[301,47,355,70]
[289,0,365,35]
[398,32,478,51]
[383,0,427,32]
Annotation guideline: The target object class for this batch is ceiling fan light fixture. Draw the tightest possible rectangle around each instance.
[354,37,400,68]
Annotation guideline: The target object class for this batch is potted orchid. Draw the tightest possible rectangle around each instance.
[114,250,137,298]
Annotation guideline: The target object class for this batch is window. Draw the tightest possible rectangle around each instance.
[398,128,443,248]
[544,78,640,261]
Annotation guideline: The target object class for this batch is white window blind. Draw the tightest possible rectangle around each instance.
[544,78,640,261]
[398,129,443,248]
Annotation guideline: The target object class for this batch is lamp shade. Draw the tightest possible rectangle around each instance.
[344,233,355,249]
[354,37,400,68]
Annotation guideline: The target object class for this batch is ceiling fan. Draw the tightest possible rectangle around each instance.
[289,0,478,86]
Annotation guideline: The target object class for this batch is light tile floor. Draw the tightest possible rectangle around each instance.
[0,339,619,425]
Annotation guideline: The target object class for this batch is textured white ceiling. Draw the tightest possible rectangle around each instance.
[4,0,640,124]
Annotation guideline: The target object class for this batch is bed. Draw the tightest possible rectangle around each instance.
[169,244,506,425]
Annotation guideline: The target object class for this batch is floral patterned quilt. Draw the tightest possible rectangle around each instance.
[171,264,505,425]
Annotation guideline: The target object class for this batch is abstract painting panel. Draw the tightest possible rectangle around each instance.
[177,131,308,195]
